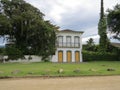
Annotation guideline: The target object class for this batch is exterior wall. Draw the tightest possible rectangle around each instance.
[51,48,82,63]
[3,55,42,63]
[51,31,83,63]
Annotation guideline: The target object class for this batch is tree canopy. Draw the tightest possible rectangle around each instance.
[107,4,120,40]
[0,0,58,60]
[85,38,96,51]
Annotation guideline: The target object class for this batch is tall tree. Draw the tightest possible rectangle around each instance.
[86,38,95,51]
[86,38,95,47]
[98,0,109,52]
[107,4,120,40]
[0,0,57,60]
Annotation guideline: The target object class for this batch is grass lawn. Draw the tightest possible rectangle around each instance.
[0,61,120,77]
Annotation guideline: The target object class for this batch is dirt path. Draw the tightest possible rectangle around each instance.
[0,76,120,90]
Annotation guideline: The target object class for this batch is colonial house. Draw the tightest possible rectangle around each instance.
[51,29,84,63]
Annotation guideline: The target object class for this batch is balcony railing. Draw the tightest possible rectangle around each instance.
[56,42,80,48]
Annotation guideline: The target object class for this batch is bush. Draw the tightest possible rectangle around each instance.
[6,46,24,60]
[82,50,118,61]
[83,45,99,52]
[116,49,120,61]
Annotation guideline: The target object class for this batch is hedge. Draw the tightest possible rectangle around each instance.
[82,51,119,61]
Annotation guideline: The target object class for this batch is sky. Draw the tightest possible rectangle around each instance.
[25,0,120,38]
[0,0,120,45]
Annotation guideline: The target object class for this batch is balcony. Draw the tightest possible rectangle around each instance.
[56,42,80,48]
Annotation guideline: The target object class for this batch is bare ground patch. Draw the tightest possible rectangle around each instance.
[0,76,120,90]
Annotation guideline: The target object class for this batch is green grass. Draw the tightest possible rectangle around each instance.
[0,61,120,77]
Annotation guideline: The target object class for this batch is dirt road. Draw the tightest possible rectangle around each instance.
[0,76,120,90]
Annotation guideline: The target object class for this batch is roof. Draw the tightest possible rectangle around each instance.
[57,29,84,33]
[111,43,120,48]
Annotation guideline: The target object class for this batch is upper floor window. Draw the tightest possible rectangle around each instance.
[57,36,80,48]
[58,36,63,47]
[74,36,80,43]
[66,36,71,47]
[74,36,80,47]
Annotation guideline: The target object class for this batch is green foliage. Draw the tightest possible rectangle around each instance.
[0,0,57,60]
[83,45,98,52]
[98,0,109,52]
[0,14,11,35]
[83,38,96,51]
[106,44,119,53]
[5,46,24,60]
[82,41,119,62]
[98,16,109,53]
[82,50,119,62]
[0,48,5,62]
[86,38,95,46]
[113,48,120,60]
[107,4,120,40]
[98,18,107,35]
[0,48,5,54]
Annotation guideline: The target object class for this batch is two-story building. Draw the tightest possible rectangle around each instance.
[52,29,84,63]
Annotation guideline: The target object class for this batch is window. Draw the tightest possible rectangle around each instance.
[58,36,63,47]
[66,36,71,47]
[74,36,80,47]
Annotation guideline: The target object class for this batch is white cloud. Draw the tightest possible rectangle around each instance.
[82,33,120,45]
[82,35,100,44]
[25,0,99,23]
[25,0,120,37]
[82,26,98,37]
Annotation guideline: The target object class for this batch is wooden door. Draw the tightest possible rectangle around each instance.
[67,51,72,63]
[58,51,63,63]
[75,51,80,63]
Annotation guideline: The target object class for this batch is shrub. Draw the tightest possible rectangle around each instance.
[6,46,24,60]
[82,50,118,61]
[83,45,99,52]
[114,48,120,61]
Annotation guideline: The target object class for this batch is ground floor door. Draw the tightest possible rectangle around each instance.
[67,51,72,63]
[75,51,80,63]
[58,51,63,63]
